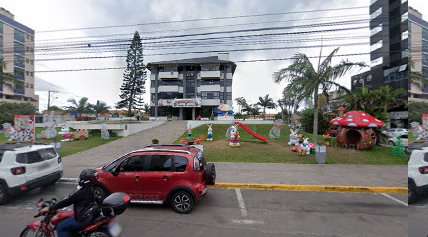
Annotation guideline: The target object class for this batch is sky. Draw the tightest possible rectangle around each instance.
[0,0,396,112]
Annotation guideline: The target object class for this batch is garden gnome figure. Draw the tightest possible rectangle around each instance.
[228,124,241,147]
[207,124,214,141]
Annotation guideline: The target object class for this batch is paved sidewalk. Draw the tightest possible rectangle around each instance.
[62,120,186,177]
[214,163,406,187]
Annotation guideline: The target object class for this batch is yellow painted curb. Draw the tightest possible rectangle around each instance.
[211,182,407,194]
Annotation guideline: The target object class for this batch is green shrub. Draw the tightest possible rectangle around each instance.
[0,102,37,127]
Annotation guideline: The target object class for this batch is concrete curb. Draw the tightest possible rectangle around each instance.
[59,178,407,194]
[212,182,408,194]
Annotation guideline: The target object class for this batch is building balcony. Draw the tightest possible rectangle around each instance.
[201,99,221,106]
[198,84,220,92]
[159,71,179,79]
[200,70,221,78]
[157,85,183,93]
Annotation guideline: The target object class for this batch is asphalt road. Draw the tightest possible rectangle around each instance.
[409,195,428,237]
[0,183,407,237]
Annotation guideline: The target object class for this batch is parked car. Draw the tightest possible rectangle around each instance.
[408,148,428,203]
[94,144,216,214]
[384,128,408,138]
[407,140,428,154]
[0,144,63,204]
[388,134,408,147]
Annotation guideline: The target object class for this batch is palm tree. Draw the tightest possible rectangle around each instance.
[91,100,110,120]
[274,47,365,144]
[235,97,247,113]
[65,97,93,116]
[256,94,276,119]
[374,86,405,127]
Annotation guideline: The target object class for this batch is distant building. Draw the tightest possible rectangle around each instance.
[408,6,428,102]
[352,0,408,91]
[350,0,409,128]
[147,56,236,120]
[0,8,38,107]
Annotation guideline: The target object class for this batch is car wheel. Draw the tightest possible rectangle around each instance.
[388,141,395,146]
[205,163,216,185]
[0,183,10,205]
[409,180,418,204]
[170,190,195,214]
[93,185,108,202]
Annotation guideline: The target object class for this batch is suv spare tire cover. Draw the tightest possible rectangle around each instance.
[205,163,216,185]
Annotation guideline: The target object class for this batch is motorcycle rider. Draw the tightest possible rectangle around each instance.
[41,169,102,237]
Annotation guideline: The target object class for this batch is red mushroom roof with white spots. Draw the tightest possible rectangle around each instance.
[329,111,384,128]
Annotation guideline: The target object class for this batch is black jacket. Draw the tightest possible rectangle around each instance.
[52,185,98,223]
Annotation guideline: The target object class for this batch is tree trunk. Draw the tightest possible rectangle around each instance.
[384,104,390,129]
[312,88,319,145]
[263,107,266,120]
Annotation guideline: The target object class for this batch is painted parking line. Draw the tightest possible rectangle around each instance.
[234,188,248,218]
[380,193,408,207]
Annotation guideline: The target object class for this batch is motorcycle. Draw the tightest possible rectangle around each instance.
[20,192,130,237]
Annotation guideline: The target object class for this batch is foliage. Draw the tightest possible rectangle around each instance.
[65,97,93,115]
[300,108,331,134]
[242,103,261,117]
[91,100,110,119]
[47,105,65,112]
[256,94,276,119]
[274,47,366,142]
[117,31,147,116]
[344,86,406,121]
[0,102,37,126]
[235,97,247,113]
[409,102,428,123]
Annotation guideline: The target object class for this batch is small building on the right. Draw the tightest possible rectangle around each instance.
[408,6,428,102]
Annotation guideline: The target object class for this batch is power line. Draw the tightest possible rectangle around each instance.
[35,13,369,43]
[36,6,369,33]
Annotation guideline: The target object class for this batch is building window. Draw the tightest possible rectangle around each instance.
[401,12,408,22]
[370,24,382,36]
[14,42,25,55]
[371,57,383,67]
[201,91,219,99]
[26,71,29,76]
[14,55,25,68]
[370,7,382,20]
[14,30,25,43]
[30,72,34,77]
[402,31,408,40]
[370,40,383,52]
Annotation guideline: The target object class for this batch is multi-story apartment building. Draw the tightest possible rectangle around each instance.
[350,0,409,128]
[408,6,428,102]
[147,56,236,120]
[0,8,38,107]
[351,0,409,91]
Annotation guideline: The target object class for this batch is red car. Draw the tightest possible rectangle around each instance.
[94,145,216,214]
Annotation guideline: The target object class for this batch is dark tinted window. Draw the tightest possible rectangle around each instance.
[121,156,145,172]
[16,151,43,164]
[174,156,188,172]
[424,153,428,162]
[146,155,173,172]
[0,151,3,163]
[38,148,57,160]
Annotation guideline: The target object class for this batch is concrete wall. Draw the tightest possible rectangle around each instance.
[187,120,273,129]
[66,120,166,137]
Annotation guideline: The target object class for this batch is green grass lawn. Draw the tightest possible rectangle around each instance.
[178,124,407,165]
[0,128,119,157]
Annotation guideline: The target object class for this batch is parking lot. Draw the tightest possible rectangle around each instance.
[0,183,407,237]
[409,196,428,237]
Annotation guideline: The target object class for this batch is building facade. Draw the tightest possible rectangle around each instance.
[0,8,38,107]
[351,0,409,128]
[352,0,409,91]
[148,56,236,120]
[408,6,428,102]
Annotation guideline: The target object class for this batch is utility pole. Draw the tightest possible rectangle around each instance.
[47,90,58,111]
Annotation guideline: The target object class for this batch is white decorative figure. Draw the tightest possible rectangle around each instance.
[101,124,110,140]
[288,128,299,146]
[207,124,213,141]
[228,124,241,147]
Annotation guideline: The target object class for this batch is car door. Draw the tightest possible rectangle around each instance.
[140,154,175,201]
[37,148,60,176]
[106,154,145,199]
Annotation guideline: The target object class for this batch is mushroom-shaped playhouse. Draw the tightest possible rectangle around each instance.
[330,111,384,150]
